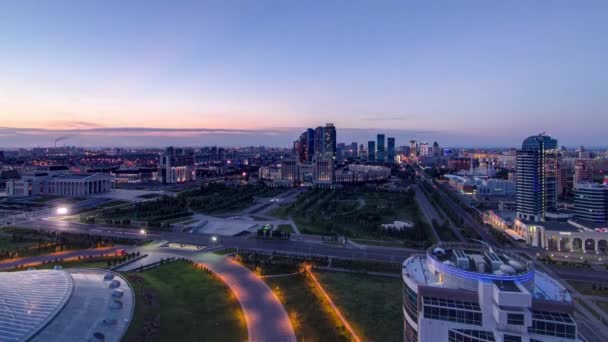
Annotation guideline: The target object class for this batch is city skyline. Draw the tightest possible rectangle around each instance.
[1,1,608,147]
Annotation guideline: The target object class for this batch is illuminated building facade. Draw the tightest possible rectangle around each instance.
[160,146,196,184]
[516,135,558,222]
[403,243,578,342]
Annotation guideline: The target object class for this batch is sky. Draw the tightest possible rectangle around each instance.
[0,1,607,148]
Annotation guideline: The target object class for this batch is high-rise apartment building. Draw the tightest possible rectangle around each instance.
[574,182,608,223]
[350,142,358,159]
[516,135,558,222]
[409,140,418,158]
[376,134,385,163]
[432,141,440,157]
[419,142,430,157]
[323,123,336,159]
[387,137,395,163]
[306,128,315,161]
[368,141,376,162]
[403,243,578,342]
[557,161,573,197]
[574,159,593,185]
[314,126,324,157]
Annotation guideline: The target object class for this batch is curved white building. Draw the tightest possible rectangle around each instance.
[0,269,134,342]
[403,243,578,342]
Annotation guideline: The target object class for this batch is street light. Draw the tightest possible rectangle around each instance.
[140,229,147,237]
[211,236,218,243]
[56,207,69,215]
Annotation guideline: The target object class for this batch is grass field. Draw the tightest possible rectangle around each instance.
[316,271,403,342]
[269,187,432,247]
[123,261,247,342]
[264,273,351,342]
[0,237,37,251]
[567,280,608,297]
[5,255,125,271]
[277,224,295,233]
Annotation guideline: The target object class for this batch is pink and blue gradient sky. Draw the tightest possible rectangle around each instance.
[1,1,607,147]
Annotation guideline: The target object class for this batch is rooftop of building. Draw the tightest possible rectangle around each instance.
[403,242,571,302]
[0,269,134,342]
[519,219,581,232]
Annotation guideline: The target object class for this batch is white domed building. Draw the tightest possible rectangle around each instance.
[0,269,134,342]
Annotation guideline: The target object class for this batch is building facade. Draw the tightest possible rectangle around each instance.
[387,137,395,163]
[160,147,196,184]
[368,141,376,163]
[403,243,578,342]
[377,134,385,163]
[323,123,336,159]
[7,171,114,197]
[573,182,607,223]
[516,135,558,222]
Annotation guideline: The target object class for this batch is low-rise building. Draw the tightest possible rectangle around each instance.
[6,166,114,197]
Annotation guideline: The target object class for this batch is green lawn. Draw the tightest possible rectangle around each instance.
[271,187,432,247]
[0,237,37,251]
[316,271,403,342]
[277,224,295,233]
[6,255,125,271]
[268,206,290,219]
[264,273,351,342]
[123,261,247,342]
[567,280,608,297]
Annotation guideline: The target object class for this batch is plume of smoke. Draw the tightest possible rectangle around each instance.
[54,135,72,147]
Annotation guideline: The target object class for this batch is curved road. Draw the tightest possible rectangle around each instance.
[110,248,297,342]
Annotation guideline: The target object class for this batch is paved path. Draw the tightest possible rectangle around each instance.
[193,253,296,342]
[118,248,296,342]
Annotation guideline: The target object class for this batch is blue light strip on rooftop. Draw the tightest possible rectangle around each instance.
[428,253,535,283]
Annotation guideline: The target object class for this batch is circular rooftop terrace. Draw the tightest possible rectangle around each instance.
[427,242,535,283]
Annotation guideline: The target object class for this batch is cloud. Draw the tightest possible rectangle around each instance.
[359,115,409,121]
[0,126,287,137]
[44,120,106,129]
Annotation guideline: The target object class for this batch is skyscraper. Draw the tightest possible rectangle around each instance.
[323,123,336,159]
[306,128,315,161]
[409,140,417,158]
[350,142,358,159]
[294,131,308,163]
[387,137,395,163]
[376,134,385,163]
[432,141,440,157]
[314,126,324,157]
[516,134,558,222]
[419,142,430,157]
[367,141,376,162]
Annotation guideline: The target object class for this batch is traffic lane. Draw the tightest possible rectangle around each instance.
[163,232,414,262]
[434,183,497,245]
[15,220,414,263]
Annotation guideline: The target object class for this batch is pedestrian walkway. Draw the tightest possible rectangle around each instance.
[192,253,297,342]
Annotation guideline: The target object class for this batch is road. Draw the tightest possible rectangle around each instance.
[16,219,416,263]
[413,184,441,242]
[430,179,497,245]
